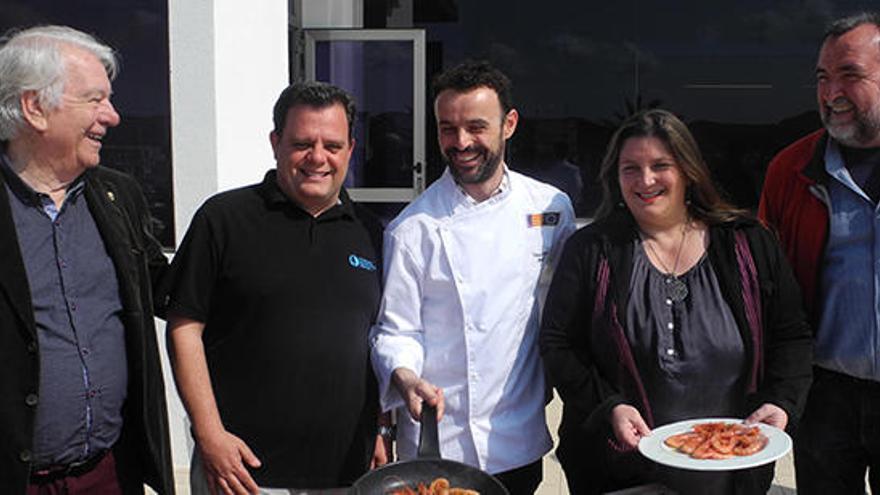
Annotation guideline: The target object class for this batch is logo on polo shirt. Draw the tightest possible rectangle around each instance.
[349,254,377,271]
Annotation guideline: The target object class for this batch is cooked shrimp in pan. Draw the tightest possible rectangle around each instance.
[389,478,479,495]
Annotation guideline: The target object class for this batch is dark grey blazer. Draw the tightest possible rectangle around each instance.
[0,165,175,494]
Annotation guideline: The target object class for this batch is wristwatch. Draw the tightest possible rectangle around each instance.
[378,424,396,441]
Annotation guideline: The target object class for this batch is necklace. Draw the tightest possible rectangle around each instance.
[642,223,690,302]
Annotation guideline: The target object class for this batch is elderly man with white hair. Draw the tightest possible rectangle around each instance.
[0,25,174,494]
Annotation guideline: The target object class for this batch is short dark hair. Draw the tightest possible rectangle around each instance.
[431,60,513,114]
[823,11,880,41]
[272,80,356,139]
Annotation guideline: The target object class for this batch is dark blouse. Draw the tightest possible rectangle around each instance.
[626,240,749,494]
[626,240,746,426]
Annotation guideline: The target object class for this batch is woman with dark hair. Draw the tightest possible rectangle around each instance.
[540,109,812,494]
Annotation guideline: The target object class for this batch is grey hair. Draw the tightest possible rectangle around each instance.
[823,12,880,41]
[0,25,118,141]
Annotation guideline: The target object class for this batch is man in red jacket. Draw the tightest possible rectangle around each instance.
[759,11,880,495]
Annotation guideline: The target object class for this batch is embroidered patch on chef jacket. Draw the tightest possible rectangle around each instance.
[527,211,561,227]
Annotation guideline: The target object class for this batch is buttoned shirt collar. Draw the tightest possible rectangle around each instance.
[453,167,510,206]
[0,154,85,220]
[825,140,872,203]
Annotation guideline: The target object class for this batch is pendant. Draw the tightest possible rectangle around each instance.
[665,276,689,302]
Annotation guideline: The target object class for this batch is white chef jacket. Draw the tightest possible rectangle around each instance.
[370,167,576,474]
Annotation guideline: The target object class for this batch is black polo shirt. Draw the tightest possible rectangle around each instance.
[165,170,382,488]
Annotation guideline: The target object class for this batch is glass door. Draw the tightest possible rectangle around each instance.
[304,29,426,207]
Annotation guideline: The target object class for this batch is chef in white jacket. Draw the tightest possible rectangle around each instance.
[370,60,576,494]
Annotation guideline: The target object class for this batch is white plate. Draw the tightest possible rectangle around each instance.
[637,417,792,471]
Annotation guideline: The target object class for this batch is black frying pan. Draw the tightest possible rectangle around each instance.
[349,405,509,494]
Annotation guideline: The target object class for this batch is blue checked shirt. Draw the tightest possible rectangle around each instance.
[817,140,880,381]
[1,158,127,467]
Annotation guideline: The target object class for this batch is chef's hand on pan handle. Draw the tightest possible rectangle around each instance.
[371,410,393,468]
[196,426,262,495]
[371,433,391,468]
[392,367,445,422]
[610,404,651,450]
[745,403,788,430]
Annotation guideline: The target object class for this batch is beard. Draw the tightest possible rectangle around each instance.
[443,143,505,185]
[821,97,880,147]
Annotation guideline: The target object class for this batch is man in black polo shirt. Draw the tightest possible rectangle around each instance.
[165,81,387,493]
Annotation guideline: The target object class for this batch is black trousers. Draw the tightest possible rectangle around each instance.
[795,367,880,495]
[494,459,543,495]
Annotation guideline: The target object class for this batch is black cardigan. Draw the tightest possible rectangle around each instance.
[539,211,813,441]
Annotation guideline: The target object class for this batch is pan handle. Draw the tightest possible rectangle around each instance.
[417,404,441,459]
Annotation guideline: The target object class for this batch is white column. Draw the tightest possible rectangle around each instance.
[213,2,289,193]
[169,0,218,248]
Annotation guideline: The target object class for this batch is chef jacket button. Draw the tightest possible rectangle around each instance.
[666,348,675,356]
[665,298,672,306]
[19,450,31,463]
[667,322,674,330]
[25,394,38,407]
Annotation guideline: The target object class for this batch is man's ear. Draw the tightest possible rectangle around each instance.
[20,90,49,132]
[502,108,519,140]
[269,130,280,159]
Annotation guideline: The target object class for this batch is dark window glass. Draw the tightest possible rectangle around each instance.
[359,202,408,228]
[2,0,174,246]
[314,40,415,189]
[367,0,875,216]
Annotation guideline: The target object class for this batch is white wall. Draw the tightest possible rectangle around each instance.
[170,0,289,246]
[213,2,290,193]
[169,0,216,249]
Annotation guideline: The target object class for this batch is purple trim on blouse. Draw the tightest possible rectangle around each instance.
[593,255,655,428]
[735,231,764,393]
